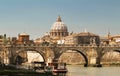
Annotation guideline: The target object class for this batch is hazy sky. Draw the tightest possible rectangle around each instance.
[0,0,120,39]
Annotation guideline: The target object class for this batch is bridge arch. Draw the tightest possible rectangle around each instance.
[58,49,88,67]
[101,49,120,65]
[14,48,46,64]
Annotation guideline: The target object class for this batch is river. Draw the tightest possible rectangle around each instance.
[66,65,120,76]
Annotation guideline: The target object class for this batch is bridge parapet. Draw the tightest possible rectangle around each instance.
[0,44,120,65]
[1,44,120,48]
[0,44,120,50]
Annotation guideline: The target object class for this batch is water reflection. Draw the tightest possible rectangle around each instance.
[55,73,67,76]
[67,65,120,76]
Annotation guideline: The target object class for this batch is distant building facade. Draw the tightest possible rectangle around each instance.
[11,32,33,45]
[17,32,30,44]
[64,32,100,45]
[109,35,120,45]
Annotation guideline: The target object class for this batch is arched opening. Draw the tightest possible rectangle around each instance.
[15,49,45,65]
[101,50,120,66]
[59,49,88,67]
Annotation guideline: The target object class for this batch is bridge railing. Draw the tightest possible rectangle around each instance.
[1,43,120,48]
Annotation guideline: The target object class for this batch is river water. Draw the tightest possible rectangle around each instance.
[66,65,120,76]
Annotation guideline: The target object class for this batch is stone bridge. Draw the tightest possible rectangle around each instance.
[0,44,120,67]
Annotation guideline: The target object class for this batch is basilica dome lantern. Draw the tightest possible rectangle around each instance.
[50,16,69,39]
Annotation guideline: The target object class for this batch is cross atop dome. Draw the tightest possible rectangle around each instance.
[57,15,62,22]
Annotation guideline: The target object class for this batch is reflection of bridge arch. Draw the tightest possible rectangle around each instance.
[58,49,88,67]
[14,49,46,64]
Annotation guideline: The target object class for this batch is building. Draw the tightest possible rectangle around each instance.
[35,16,69,44]
[0,34,10,45]
[0,34,11,64]
[35,16,100,46]
[0,34,5,45]
[11,32,33,45]
[64,31,100,45]
[100,36,109,45]
[17,32,30,44]
[50,15,69,38]
[109,34,120,45]
[49,15,69,43]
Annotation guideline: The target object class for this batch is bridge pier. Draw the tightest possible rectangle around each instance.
[94,57,102,67]
[53,59,59,63]
[87,57,102,67]
[84,63,88,67]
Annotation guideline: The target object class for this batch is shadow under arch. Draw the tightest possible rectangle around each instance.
[14,49,46,64]
[114,49,120,53]
[59,49,88,67]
